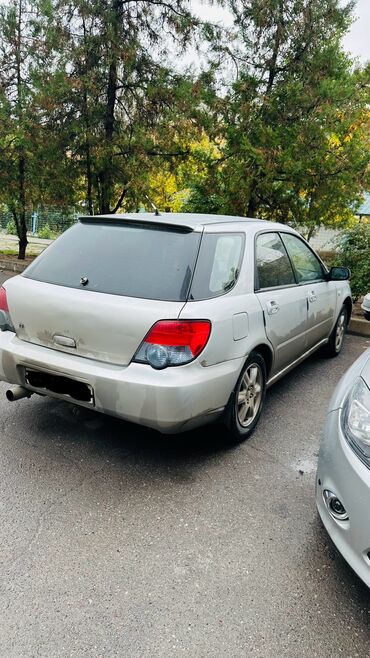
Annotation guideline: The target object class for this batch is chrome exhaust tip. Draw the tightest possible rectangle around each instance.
[6,386,32,402]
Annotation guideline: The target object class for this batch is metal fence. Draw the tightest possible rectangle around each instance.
[0,207,78,239]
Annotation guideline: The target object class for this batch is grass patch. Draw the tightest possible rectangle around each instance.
[0,250,36,261]
[0,249,18,256]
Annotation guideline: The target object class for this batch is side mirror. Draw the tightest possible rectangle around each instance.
[327,266,350,281]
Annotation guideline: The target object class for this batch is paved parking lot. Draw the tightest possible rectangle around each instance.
[0,271,17,285]
[0,276,369,656]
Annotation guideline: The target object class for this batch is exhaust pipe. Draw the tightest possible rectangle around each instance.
[6,386,33,402]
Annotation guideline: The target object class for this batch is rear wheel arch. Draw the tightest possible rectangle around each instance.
[249,343,273,380]
[343,296,352,324]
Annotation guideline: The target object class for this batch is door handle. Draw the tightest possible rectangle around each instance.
[308,290,317,303]
[266,300,280,315]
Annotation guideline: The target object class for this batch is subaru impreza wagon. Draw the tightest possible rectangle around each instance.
[0,213,351,442]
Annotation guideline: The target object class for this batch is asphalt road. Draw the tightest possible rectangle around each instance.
[0,275,369,656]
[0,271,17,285]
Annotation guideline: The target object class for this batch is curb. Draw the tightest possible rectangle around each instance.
[348,317,370,338]
[0,260,28,273]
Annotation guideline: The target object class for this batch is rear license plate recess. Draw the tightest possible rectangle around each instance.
[25,369,94,404]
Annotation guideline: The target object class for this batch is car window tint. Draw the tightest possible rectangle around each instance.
[23,221,201,302]
[281,233,323,283]
[190,233,244,300]
[256,233,295,289]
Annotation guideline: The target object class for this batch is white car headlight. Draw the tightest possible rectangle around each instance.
[342,377,370,464]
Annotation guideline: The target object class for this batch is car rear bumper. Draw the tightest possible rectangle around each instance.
[316,408,370,588]
[0,332,243,433]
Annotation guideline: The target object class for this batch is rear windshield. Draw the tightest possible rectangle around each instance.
[23,221,201,302]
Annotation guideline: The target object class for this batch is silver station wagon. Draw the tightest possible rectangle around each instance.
[0,213,351,442]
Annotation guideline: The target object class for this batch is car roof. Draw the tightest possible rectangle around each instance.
[79,212,295,234]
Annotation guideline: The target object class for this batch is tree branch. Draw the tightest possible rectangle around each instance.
[111,187,128,213]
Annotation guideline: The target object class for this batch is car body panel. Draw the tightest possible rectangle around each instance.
[179,294,266,368]
[5,275,184,367]
[256,286,307,373]
[304,280,337,348]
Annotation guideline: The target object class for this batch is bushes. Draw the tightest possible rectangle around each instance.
[335,223,370,300]
[317,250,336,268]
[6,219,17,235]
[37,223,53,239]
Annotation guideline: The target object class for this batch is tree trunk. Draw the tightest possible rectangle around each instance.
[306,225,317,242]
[98,171,109,214]
[247,194,257,218]
[247,176,259,217]
[18,233,28,260]
[17,154,28,259]
[15,0,28,259]
[86,142,93,215]
[83,89,94,214]
[98,0,122,214]
[265,0,284,95]
[82,18,94,215]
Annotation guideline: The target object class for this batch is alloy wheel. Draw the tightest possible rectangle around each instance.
[335,312,346,352]
[236,363,263,427]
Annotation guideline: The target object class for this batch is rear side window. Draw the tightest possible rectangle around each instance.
[23,221,201,302]
[256,232,295,289]
[190,233,244,300]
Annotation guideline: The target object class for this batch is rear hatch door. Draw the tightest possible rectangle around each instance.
[6,276,184,366]
[5,218,201,366]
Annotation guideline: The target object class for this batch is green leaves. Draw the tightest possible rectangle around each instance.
[334,222,370,300]
[0,0,369,258]
[200,0,370,229]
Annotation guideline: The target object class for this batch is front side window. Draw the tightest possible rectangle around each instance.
[281,233,324,283]
[256,232,295,290]
[190,233,244,300]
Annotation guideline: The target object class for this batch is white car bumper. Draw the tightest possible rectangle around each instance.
[0,331,243,434]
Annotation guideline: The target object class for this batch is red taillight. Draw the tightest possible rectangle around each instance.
[0,287,9,312]
[134,320,211,369]
[145,320,211,357]
[0,286,14,332]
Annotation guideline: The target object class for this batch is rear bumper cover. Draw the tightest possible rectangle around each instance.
[0,332,243,433]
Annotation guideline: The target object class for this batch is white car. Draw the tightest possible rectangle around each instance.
[0,213,352,442]
[361,294,370,320]
[316,348,370,587]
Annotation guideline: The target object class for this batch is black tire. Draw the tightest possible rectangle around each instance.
[223,351,267,444]
[323,305,348,358]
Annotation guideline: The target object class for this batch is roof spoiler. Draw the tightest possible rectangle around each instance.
[78,215,194,232]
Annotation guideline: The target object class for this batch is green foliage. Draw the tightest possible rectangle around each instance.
[37,223,52,239]
[6,220,17,235]
[183,184,224,214]
[0,0,369,260]
[199,0,370,232]
[334,223,370,300]
[317,251,337,268]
